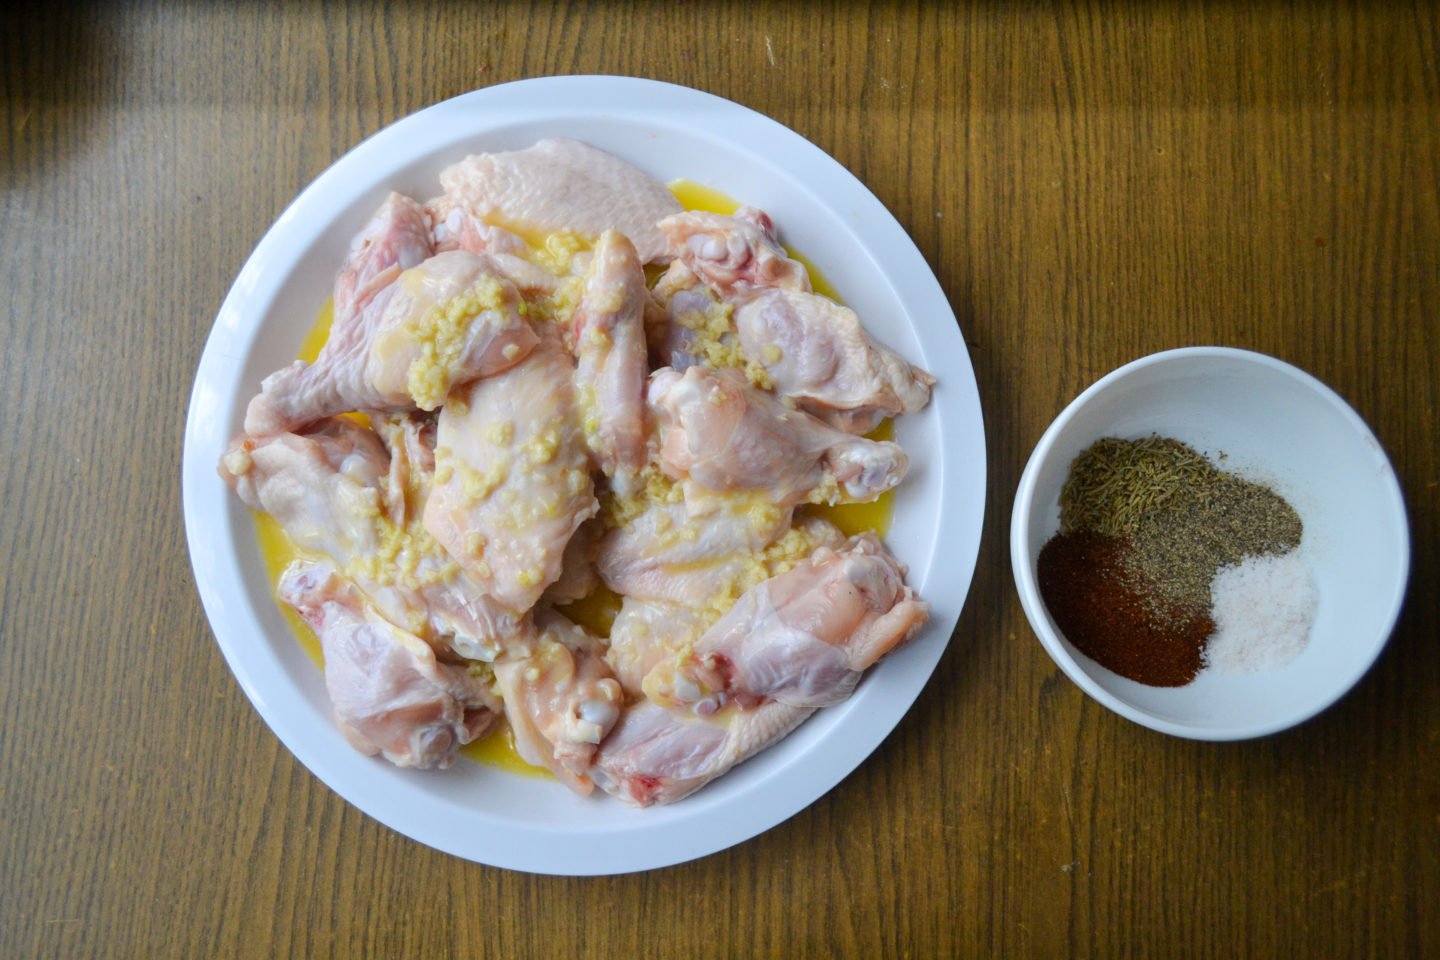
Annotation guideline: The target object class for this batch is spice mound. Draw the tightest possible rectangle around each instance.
[1037,436,1313,687]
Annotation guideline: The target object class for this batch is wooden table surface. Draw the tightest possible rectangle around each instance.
[3,2,1436,957]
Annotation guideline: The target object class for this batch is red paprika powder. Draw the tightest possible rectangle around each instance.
[1036,531,1213,687]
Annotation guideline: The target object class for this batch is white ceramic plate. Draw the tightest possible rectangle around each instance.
[183,76,985,874]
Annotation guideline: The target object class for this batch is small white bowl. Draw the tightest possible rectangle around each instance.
[1011,347,1409,740]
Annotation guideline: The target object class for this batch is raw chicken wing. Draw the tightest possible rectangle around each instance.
[643,533,930,712]
[734,288,935,433]
[596,498,791,608]
[247,246,539,432]
[492,609,623,794]
[438,139,682,263]
[279,561,499,769]
[657,206,811,297]
[649,365,909,509]
[424,339,599,612]
[591,699,812,807]
[219,418,529,661]
[365,250,540,411]
[606,598,713,698]
[246,193,434,434]
[571,230,649,491]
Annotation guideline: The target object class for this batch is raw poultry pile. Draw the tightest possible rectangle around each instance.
[219,139,936,806]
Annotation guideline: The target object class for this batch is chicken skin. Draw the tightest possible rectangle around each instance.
[492,609,624,794]
[437,139,682,263]
[376,413,436,528]
[657,206,811,297]
[595,498,792,608]
[541,519,602,606]
[605,598,714,699]
[425,197,570,297]
[642,533,930,713]
[220,417,529,661]
[424,339,598,613]
[734,288,935,434]
[649,365,909,510]
[279,560,499,770]
[571,230,650,492]
[591,699,812,807]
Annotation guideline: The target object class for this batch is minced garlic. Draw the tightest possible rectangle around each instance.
[488,421,515,446]
[668,297,774,387]
[694,521,833,620]
[222,447,252,476]
[576,383,602,448]
[532,231,589,276]
[404,275,511,411]
[524,425,561,465]
[537,275,586,324]
[344,509,457,592]
[598,465,684,529]
[807,472,842,507]
[460,461,508,503]
[585,324,612,349]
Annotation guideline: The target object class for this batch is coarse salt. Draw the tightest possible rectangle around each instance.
[1204,550,1318,674]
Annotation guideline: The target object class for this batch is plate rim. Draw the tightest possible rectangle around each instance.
[183,75,987,874]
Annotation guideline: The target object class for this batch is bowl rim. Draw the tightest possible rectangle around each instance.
[1009,345,1411,741]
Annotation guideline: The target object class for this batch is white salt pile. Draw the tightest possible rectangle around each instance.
[1204,550,1318,674]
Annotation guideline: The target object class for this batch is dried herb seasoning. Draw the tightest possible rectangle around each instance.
[1039,435,1304,687]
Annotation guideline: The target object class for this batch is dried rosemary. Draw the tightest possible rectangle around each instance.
[1059,435,1302,616]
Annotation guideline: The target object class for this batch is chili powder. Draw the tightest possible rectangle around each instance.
[1037,531,1214,687]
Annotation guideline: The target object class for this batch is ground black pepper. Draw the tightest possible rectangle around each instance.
[1059,436,1302,617]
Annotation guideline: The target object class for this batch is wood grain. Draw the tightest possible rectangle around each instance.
[2,1,1436,957]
